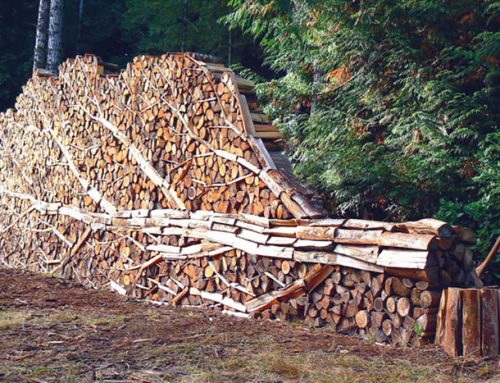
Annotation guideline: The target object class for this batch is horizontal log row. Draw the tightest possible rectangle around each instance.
[6,210,436,346]
[0,191,476,285]
[0,53,478,346]
[4,214,438,346]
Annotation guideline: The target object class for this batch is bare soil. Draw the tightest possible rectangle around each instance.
[0,268,498,383]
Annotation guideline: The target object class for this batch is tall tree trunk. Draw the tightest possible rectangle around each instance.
[33,0,50,73]
[47,0,64,73]
[76,0,85,54]
[311,60,324,116]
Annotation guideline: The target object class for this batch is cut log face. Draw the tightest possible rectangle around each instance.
[0,52,478,348]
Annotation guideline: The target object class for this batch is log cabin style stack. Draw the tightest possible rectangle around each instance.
[0,53,480,346]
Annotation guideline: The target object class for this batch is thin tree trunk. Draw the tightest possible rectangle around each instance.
[47,0,64,73]
[311,61,324,115]
[33,0,50,73]
[76,0,85,54]
[228,30,232,66]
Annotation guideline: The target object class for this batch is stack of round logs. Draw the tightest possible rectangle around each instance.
[0,53,479,346]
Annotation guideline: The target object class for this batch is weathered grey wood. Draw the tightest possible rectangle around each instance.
[33,0,50,72]
[47,0,64,72]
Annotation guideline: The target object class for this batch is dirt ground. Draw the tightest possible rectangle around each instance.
[0,268,498,383]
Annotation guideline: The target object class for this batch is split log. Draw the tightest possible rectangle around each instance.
[462,289,481,357]
[481,288,499,357]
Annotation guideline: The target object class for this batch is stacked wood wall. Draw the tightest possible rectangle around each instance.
[0,53,478,346]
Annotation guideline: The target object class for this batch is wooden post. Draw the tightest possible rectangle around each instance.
[442,288,463,357]
[462,289,481,357]
[481,288,499,356]
[435,288,447,345]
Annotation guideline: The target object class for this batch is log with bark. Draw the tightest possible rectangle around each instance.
[436,287,500,357]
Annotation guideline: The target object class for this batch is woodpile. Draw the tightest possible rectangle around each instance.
[0,53,480,346]
[436,287,500,357]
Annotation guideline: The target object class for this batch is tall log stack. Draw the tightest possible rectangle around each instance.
[0,53,481,346]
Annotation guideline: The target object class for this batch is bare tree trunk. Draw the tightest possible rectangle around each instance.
[33,0,50,73]
[228,30,232,66]
[311,61,324,116]
[47,0,64,73]
[76,0,85,54]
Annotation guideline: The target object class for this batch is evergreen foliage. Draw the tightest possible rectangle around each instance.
[122,0,266,71]
[225,0,500,278]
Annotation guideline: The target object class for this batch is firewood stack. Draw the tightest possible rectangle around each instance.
[0,53,478,346]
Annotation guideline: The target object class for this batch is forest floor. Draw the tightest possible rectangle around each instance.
[0,268,498,383]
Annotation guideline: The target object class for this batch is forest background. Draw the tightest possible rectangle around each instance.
[0,0,498,280]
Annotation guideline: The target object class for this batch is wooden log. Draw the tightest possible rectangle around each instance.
[355,310,369,329]
[462,289,481,357]
[420,290,442,309]
[377,249,435,269]
[371,311,386,328]
[441,288,463,357]
[481,288,499,357]
[385,267,440,284]
[374,297,385,312]
[386,297,397,313]
[332,244,378,263]
[382,319,393,336]
[396,297,411,317]
[379,232,437,250]
[435,289,448,345]
[334,229,383,245]
[397,218,453,237]
[391,277,411,297]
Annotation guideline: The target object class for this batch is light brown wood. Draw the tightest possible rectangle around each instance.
[435,288,448,345]
[396,297,411,317]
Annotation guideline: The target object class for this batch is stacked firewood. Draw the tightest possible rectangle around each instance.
[0,53,479,346]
